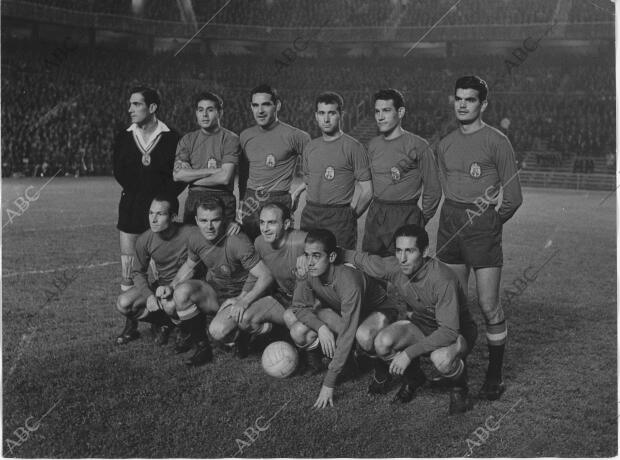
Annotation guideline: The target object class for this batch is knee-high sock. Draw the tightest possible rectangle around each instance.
[181,311,208,344]
[486,321,507,381]
[403,358,427,388]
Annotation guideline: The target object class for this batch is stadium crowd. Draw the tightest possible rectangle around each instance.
[25,0,610,26]
[1,39,614,177]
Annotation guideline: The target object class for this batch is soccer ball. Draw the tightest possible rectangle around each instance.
[261,341,298,378]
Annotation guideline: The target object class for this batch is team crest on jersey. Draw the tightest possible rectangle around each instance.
[469,162,482,178]
[390,166,401,181]
[141,153,151,166]
[324,166,335,180]
[265,154,276,168]
[219,264,232,276]
[207,157,217,169]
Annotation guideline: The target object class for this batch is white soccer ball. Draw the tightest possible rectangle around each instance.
[261,341,298,379]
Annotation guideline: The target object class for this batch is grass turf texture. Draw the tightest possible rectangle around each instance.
[2,177,617,457]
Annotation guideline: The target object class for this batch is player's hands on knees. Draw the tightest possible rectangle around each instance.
[317,325,336,359]
[389,351,412,376]
[146,294,161,312]
[155,285,173,300]
[224,297,249,323]
[313,385,334,409]
[226,221,241,236]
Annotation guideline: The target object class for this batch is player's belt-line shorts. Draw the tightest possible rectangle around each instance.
[406,312,478,357]
[184,188,236,224]
[369,294,405,323]
[300,200,357,250]
[362,196,423,257]
[241,189,292,242]
[436,198,503,268]
[117,191,152,234]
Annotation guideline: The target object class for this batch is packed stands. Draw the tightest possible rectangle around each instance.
[1,37,614,177]
[18,0,611,26]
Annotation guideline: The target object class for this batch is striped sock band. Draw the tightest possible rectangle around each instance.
[486,321,507,346]
[177,304,200,321]
[254,322,273,336]
[382,351,397,362]
[442,359,464,379]
[306,337,320,350]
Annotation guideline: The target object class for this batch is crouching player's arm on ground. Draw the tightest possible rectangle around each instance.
[222,260,274,323]
[391,279,461,375]
[291,277,363,409]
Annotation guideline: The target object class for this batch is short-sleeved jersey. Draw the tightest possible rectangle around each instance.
[344,250,474,360]
[368,130,441,221]
[254,230,307,299]
[175,127,240,193]
[292,264,386,388]
[302,134,371,205]
[436,124,523,223]
[187,228,260,299]
[132,224,194,289]
[240,121,310,193]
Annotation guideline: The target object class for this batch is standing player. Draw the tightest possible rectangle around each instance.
[343,225,478,413]
[288,229,398,408]
[239,84,310,240]
[115,195,193,346]
[159,199,274,364]
[292,92,372,250]
[363,88,441,256]
[173,92,240,224]
[113,86,184,292]
[435,76,523,400]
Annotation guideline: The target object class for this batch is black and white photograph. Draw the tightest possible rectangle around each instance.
[1,0,616,457]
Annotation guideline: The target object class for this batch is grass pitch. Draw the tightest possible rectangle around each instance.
[2,177,617,457]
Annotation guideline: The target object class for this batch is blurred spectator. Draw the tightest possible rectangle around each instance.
[1,39,614,175]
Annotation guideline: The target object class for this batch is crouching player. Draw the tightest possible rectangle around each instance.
[249,202,309,344]
[289,229,399,409]
[342,224,478,414]
[160,198,274,365]
[115,195,193,346]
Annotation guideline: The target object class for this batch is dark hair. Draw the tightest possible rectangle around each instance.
[130,86,161,112]
[251,84,280,104]
[260,201,291,222]
[194,91,223,111]
[373,88,405,110]
[393,224,429,253]
[152,193,179,216]
[196,198,225,217]
[315,91,344,113]
[305,229,338,256]
[455,75,488,102]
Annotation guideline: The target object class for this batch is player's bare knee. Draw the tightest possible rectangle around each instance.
[480,300,504,325]
[282,308,297,327]
[373,331,394,358]
[172,283,194,308]
[430,348,453,374]
[355,326,375,352]
[116,294,132,315]
[208,318,228,341]
[289,321,310,346]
